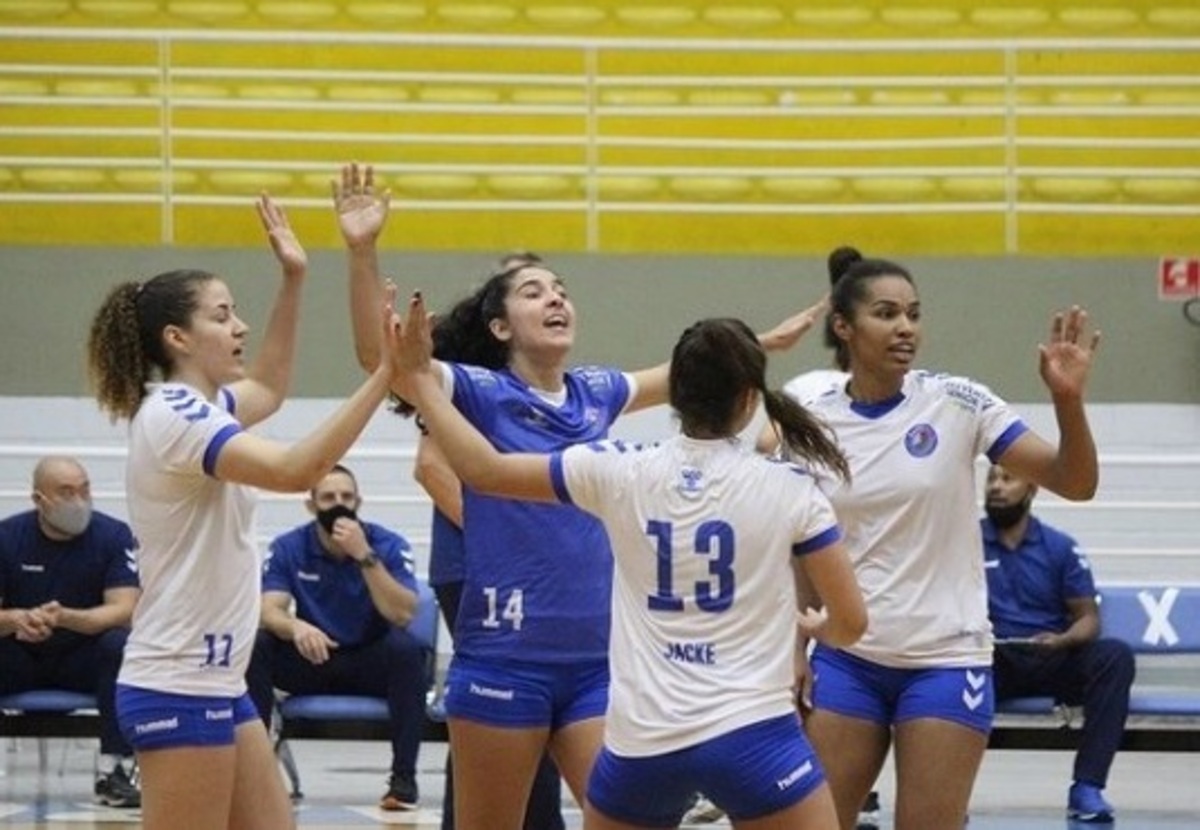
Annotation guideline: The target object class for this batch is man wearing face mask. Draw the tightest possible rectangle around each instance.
[245,463,428,811]
[0,456,141,808]
[982,464,1134,825]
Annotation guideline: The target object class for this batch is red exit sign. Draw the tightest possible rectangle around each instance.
[1159,257,1200,300]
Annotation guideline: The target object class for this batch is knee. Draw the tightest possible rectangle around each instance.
[96,627,129,658]
[384,629,428,670]
[1095,639,1136,685]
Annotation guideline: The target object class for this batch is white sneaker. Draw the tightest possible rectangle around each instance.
[682,794,726,824]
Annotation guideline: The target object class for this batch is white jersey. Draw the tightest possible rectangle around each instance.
[555,436,839,756]
[120,384,259,697]
[783,369,849,407]
[807,370,1026,669]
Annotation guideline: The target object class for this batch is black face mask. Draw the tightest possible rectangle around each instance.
[985,500,1029,530]
[315,504,357,534]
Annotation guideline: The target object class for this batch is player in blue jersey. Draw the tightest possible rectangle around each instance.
[333,162,827,830]
[388,294,866,829]
[778,247,1101,830]
[85,194,410,830]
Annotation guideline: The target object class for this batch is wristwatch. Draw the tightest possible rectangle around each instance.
[357,551,380,570]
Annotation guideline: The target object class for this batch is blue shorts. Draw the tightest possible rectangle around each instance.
[116,685,259,751]
[810,645,994,735]
[588,714,825,827]
[443,653,607,730]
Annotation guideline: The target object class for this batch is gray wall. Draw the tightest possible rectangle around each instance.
[2,245,1197,402]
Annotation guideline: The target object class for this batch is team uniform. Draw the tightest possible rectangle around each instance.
[553,435,841,825]
[783,368,849,407]
[0,509,139,756]
[439,362,632,729]
[803,370,1028,732]
[116,383,260,750]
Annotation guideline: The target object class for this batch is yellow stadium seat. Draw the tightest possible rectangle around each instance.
[1146,7,1200,31]
[0,168,16,190]
[326,84,411,103]
[300,171,338,194]
[1137,89,1200,107]
[878,7,962,29]
[1030,177,1119,202]
[686,89,773,107]
[850,176,938,202]
[437,3,519,27]
[392,173,480,198]
[509,87,587,106]
[968,7,1051,31]
[525,4,606,28]
[55,79,142,98]
[20,168,108,192]
[0,78,52,97]
[1122,177,1200,204]
[867,89,951,107]
[148,81,232,100]
[76,1,161,21]
[940,176,1009,202]
[111,168,201,192]
[416,85,502,105]
[956,88,1042,107]
[487,174,576,199]
[346,2,426,26]
[1057,7,1141,30]
[760,176,844,202]
[169,1,251,24]
[0,1,71,21]
[592,175,661,200]
[236,83,321,101]
[600,88,681,106]
[668,176,753,202]
[256,1,340,26]
[615,5,697,29]
[703,5,785,30]
[207,169,296,196]
[778,89,858,107]
[1048,89,1131,107]
[793,6,873,29]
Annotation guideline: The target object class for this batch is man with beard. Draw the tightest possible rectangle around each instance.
[246,463,429,812]
[982,464,1134,825]
[0,456,141,808]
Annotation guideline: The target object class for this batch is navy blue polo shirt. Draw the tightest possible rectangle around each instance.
[0,509,139,651]
[262,521,416,648]
[981,515,1096,639]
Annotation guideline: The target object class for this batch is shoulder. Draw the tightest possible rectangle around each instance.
[1031,518,1080,554]
[268,524,311,560]
[364,522,410,551]
[909,371,1007,413]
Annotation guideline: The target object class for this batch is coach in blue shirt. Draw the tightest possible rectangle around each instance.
[982,464,1134,825]
[0,456,141,808]
[246,464,428,812]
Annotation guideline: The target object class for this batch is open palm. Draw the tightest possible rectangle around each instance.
[1038,306,1100,399]
[334,162,389,246]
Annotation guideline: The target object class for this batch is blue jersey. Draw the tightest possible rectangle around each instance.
[263,521,417,647]
[982,516,1096,639]
[428,508,464,588]
[449,362,632,664]
[0,509,138,652]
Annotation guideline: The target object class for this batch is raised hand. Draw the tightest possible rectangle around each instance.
[384,287,436,402]
[333,161,390,248]
[1038,306,1101,401]
[757,294,831,353]
[256,193,307,279]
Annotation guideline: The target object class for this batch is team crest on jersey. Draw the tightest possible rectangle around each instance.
[904,423,939,457]
[677,466,703,497]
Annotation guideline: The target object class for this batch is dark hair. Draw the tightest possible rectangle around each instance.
[824,246,915,371]
[670,318,849,481]
[87,269,216,422]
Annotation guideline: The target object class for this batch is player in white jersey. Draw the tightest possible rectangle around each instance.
[388,294,867,829]
[780,247,1100,830]
[85,195,409,830]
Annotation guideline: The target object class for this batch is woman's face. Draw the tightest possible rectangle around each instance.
[837,274,921,375]
[489,266,575,357]
[172,278,249,386]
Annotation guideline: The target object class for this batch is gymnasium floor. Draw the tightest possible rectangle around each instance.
[1,736,1196,828]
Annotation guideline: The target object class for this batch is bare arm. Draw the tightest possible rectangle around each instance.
[794,539,867,648]
[42,586,138,636]
[335,162,392,373]
[997,306,1100,501]
[328,518,418,627]
[414,434,464,527]
[227,194,308,428]
[1033,595,1100,650]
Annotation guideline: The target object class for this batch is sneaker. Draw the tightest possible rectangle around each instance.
[856,789,881,829]
[94,763,141,809]
[1067,782,1115,823]
[682,794,725,824]
[380,772,419,811]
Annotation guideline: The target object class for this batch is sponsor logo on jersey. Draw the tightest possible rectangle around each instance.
[134,716,179,735]
[677,466,703,497]
[468,682,515,701]
[776,760,813,790]
[904,423,938,458]
[205,708,233,721]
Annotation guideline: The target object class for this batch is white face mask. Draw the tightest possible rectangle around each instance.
[42,498,93,537]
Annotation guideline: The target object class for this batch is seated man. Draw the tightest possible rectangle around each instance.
[246,463,428,811]
[0,456,141,808]
[983,464,1135,825]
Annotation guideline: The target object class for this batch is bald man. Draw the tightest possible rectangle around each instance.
[0,456,142,808]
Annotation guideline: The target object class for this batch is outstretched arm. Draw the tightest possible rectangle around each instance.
[228,194,307,427]
[394,292,557,503]
[997,306,1100,501]
[335,161,392,373]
